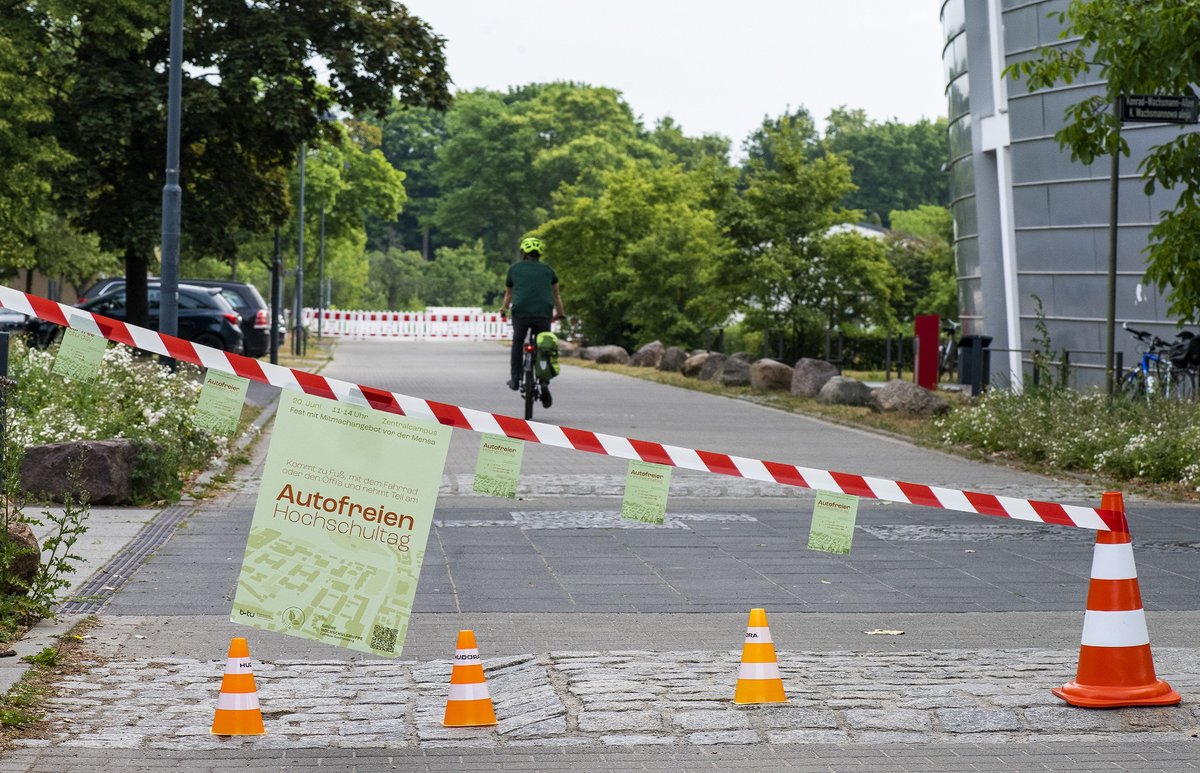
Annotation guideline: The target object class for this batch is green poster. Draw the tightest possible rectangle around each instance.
[232,390,451,657]
[52,328,107,381]
[620,460,672,524]
[807,491,860,555]
[194,369,250,436]
[472,433,524,498]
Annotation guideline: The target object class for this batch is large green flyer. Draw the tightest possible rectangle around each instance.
[52,328,107,381]
[620,460,672,524]
[472,433,524,498]
[194,369,250,436]
[807,492,860,555]
[232,390,451,657]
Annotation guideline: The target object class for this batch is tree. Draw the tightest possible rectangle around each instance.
[17,0,449,325]
[1007,0,1200,322]
[420,242,498,307]
[822,107,949,225]
[367,247,425,309]
[886,205,957,323]
[370,104,447,258]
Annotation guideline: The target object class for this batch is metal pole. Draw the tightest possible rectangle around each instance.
[0,332,8,494]
[159,0,184,343]
[271,227,281,365]
[1105,96,1121,396]
[294,145,306,355]
[317,205,325,340]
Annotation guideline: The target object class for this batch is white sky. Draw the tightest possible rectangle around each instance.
[402,0,948,151]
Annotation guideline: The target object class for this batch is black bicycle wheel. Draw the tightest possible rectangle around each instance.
[523,367,535,420]
[1118,370,1144,400]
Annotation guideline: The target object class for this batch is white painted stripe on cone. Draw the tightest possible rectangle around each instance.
[738,661,781,680]
[454,648,480,660]
[216,692,260,711]
[744,626,773,643]
[1080,609,1150,647]
[1090,542,1138,581]
[225,657,253,672]
[447,682,491,701]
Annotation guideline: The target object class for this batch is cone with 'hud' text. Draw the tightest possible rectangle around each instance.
[211,637,265,735]
[443,629,498,726]
[733,607,787,704]
[1052,492,1180,708]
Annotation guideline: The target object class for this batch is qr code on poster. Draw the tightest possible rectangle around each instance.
[371,624,398,653]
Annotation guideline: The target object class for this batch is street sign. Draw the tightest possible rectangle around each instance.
[1120,94,1199,124]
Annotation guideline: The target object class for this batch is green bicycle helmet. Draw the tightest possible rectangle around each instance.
[520,236,544,255]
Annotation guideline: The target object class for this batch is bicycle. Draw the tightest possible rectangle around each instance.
[937,319,961,383]
[515,325,554,421]
[1117,322,1194,401]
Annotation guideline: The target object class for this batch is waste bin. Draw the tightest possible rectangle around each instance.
[958,335,993,391]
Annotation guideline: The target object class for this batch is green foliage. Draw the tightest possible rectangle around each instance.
[5,339,223,503]
[421,242,500,307]
[885,205,958,323]
[366,248,426,309]
[540,160,730,349]
[1006,0,1200,322]
[370,105,449,256]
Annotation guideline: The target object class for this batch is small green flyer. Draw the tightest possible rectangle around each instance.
[194,369,250,436]
[472,433,524,498]
[620,460,672,524]
[232,390,451,657]
[807,491,860,555]
[52,328,108,381]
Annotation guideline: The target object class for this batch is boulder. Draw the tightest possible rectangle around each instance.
[697,353,728,381]
[869,379,951,417]
[816,376,874,407]
[657,346,688,373]
[557,340,581,358]
[729,351,754,363]
[791,358,840,397]
[720,357,752,387]
[681,352,712,378]
[2,522,40,596]
[631,340,665,368]
[750,358,794,391]
[581,345,630,365]
[20,438,139,505]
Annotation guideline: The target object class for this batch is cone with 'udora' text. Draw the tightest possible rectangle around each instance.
[443,629,498,726]
[1052,492,1180,708]
[733,607,787,704]
[211,637,265,735]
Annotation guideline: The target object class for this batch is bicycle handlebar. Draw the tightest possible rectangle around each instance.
[1122,322,1168,349]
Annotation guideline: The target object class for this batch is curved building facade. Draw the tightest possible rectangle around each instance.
[941,0,1195,388]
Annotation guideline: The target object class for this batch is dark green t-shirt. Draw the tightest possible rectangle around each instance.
[506,260,558,318]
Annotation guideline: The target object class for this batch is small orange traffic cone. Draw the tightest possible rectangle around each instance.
[442,629,498,726]
[733,608,787,704]
[211,637,265,735]
[1052,492,1180,708]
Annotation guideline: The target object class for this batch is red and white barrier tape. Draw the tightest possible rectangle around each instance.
[1,286,1128,533]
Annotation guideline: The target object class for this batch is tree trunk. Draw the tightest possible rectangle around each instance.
[124,245,149,328]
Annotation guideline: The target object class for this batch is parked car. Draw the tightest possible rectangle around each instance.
[28,284,244,353]
[0,307,28,332]
[78,276,282,357]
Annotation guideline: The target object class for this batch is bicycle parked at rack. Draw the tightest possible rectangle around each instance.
[1119,323,1199,401]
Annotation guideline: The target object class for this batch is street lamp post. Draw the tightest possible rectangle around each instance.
[159,0,184,346]
[294,144,306,355]
[317,204,325,340]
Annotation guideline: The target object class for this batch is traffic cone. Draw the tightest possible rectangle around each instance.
[733,607,787,704]
[1052,492,1180,708]
[211,637,265,735]
[442,629,498,726]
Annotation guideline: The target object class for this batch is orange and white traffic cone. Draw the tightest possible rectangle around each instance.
[211,637,265,735]
[442,629,498,726]
[1052,492,1180,708]
[733,607,787,704]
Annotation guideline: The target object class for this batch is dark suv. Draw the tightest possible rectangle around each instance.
[29,284,244,353]
[79,277,280,357]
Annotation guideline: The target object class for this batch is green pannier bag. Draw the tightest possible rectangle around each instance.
[535,331,560,381]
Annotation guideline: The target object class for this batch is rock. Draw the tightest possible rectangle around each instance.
[681,352,712,378]
[729,351,754,363]
[698,353,728,381]
[720,357,751,387]
[750,358,794,391]
[2,522,40,596]
[20,438,138,505]
[581,345,630,365]
[791,358,840,397]
[658,346,688,373]
[869,379,951,417]
[557,340,580,358]
[816,376,874,407]
[631,341,665,368]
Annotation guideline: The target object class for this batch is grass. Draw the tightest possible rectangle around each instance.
[0,618,96,744]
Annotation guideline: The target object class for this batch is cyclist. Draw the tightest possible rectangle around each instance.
[500,236,565,403]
